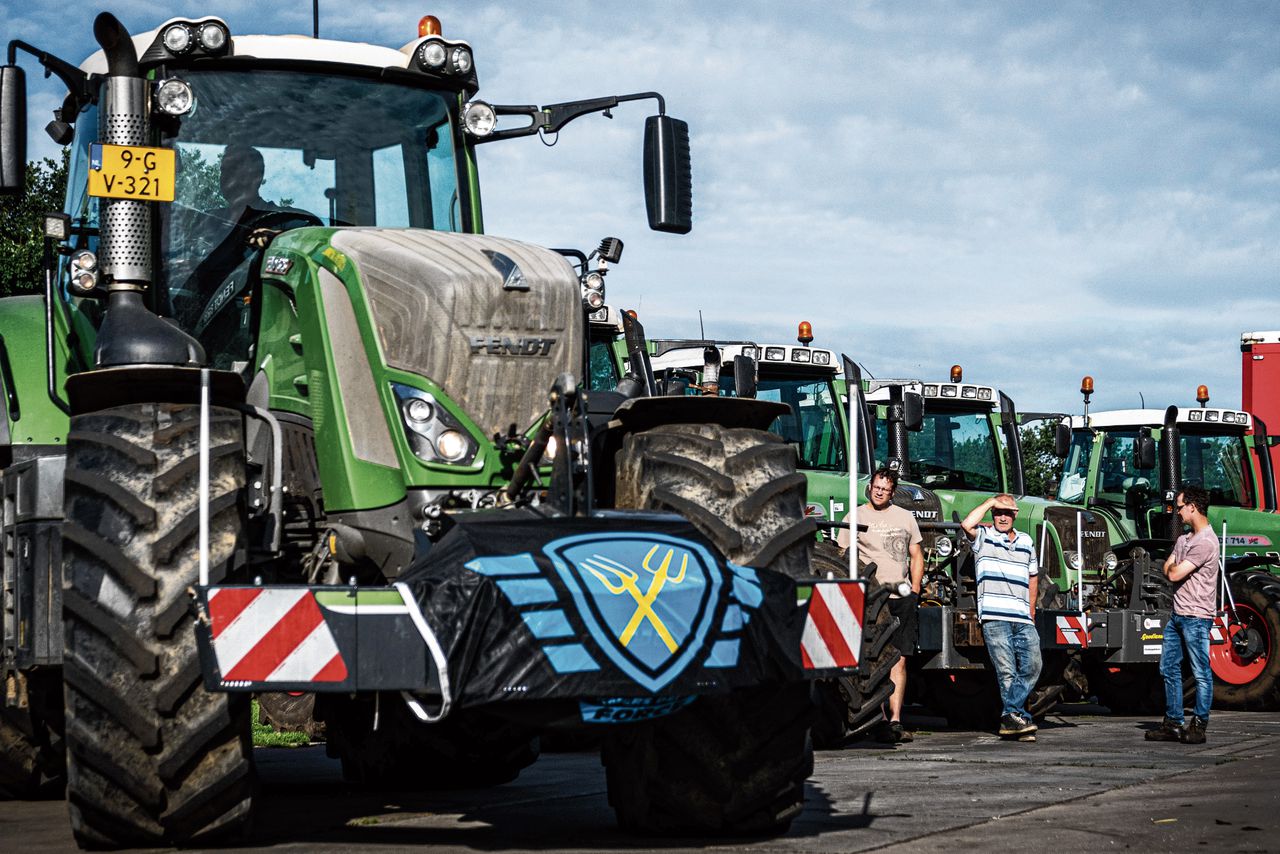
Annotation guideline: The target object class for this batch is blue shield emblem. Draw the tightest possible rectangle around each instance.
[546,533,722,692]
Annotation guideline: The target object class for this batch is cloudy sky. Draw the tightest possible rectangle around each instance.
[7,0,1279,413]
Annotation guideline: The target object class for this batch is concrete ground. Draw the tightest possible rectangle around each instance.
[4,704,1279,853]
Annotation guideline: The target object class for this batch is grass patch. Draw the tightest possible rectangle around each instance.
[252,699,312,748]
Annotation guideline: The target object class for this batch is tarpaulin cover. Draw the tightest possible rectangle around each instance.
[398,511,808,710]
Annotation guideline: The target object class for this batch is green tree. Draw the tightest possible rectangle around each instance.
[1021,420,1060,498]
[0,150,69,296]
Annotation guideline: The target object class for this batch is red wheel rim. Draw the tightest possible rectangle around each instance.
[1210,604,1270,685]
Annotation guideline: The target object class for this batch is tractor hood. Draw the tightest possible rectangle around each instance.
[329,229,583,435]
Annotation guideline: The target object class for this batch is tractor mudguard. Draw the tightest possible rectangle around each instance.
[609,395,788,434]
[196,509,864,723]
[65,364,245,414]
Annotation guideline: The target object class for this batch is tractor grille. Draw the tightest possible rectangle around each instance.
[330,230,583,435]
[1042,505,1111,583]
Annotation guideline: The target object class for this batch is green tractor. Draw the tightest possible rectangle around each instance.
[1052,382,1280,710]
[0,11,870,847]
[639,327,902,742]
[863,369,1178,725]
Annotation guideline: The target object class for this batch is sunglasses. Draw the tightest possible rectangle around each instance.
[992,509,1017,517]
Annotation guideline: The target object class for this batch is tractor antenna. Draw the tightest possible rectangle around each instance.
[698,309,705,340]
[313,0,320,38]
[1139,391,1145,408]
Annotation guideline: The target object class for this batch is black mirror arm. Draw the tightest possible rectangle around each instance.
[8,40,93,107]
[482,92,666,143]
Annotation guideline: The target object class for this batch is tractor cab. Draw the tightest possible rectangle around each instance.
[1055,388,1270,541]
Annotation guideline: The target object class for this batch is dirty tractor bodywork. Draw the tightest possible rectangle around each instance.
[0,12,866,847]
[1054,399,1280,711]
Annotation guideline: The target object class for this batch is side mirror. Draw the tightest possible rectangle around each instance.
[902,391,924,432]
[0,65,28,193]
[643,115,691,234]
[733,355,757,399]
[1053,422,1071,458]
[1136,428,1157,470]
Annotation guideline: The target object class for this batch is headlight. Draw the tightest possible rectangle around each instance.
[791,348,811,363]
[934,535,953,558]
[198,22,228,51]
[940,386,958,397]
[162,23,193,53]
[436,430,469,462]
[584,291,605,310]
[764,347,785,361]
[1065,551,1082,571]
[741,346,760,360]
[923,385,939,396]
[812,351,831,365]
[404,398,433,424]
[583,272,604,292]
[1103,551,1118,572]
[417,40,447,70]
[451,46,473,75]
[68,250,99,295]
[394,383,477,465]
[156,78,195,116]
[463,101,497,138]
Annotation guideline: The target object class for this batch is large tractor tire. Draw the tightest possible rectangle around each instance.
[607,423,815,834]
[613,423,816,578]
[61,403,253,848]
[1211,571,1280,710]
[0,674,65,799]
[809,540,899,746]
[602,683,813,836]
[321,693,539,788]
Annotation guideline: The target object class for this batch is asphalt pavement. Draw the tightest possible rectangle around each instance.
[4,704,1279,853]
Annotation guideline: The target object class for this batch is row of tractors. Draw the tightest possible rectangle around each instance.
[624,322,1280,729]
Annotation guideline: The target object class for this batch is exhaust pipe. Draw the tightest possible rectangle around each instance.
[94,13,150,291]
[1160,405,1182,540]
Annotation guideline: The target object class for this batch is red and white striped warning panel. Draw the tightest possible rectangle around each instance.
[800,581,864,669]
[1210,617,1228,644]
[208,588,348,684]
[1055,614,1089,647]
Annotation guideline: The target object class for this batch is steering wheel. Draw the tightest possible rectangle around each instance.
[912,457,950,483]
[183,207,324,338]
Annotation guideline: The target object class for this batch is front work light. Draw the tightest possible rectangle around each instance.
[156,79,195,116]
[463,101,497,137]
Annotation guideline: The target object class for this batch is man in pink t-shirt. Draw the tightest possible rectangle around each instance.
[1146,484,1219,745]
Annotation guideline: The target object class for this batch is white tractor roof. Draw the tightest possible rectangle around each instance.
[1066,407,1253,430]
[79,17,466,74]
[649,342,839,373]
[865,379,999,407]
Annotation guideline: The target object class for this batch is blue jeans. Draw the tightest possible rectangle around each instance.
[982,620,1043,719]
[1161,614,1212,723]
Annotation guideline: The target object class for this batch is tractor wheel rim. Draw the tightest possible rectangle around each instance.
[1210,604,1270,685]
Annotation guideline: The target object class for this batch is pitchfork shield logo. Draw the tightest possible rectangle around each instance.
[546,533,722,692]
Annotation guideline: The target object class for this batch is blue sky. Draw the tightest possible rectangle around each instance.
[5,0,1278,414]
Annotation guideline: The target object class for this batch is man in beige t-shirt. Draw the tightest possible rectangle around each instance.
[838,466,924,742]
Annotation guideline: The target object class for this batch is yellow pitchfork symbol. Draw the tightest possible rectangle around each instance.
[583,545,689,653]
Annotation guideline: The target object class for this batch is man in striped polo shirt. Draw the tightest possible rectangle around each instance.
[961,493,1042,739]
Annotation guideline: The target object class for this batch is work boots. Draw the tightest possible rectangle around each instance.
[1180,716,1207,744]
[1144,718,1183,742]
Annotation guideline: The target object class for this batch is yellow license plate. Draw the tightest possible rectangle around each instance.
[87,143,176,202]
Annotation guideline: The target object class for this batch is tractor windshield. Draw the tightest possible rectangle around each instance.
[63,69,464,365]
[1089,430,1157,507]
[1057,430,1093,502]
[875,408,1002,491]
[715,373,846,472]
[1181,430,1255,509]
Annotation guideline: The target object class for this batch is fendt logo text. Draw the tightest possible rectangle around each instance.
[469,336,557,356]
